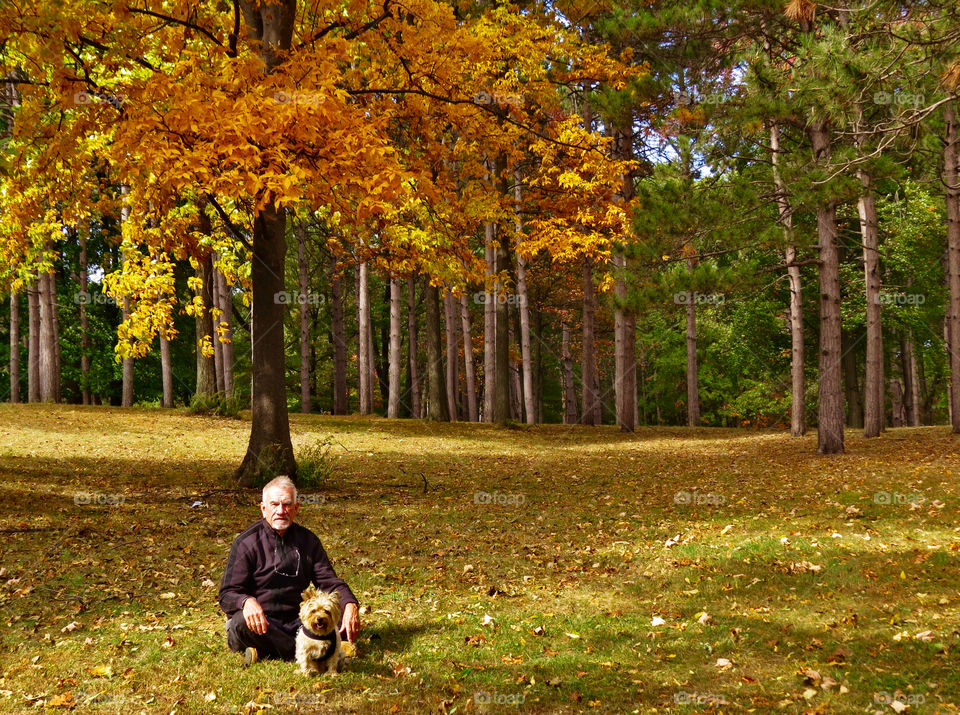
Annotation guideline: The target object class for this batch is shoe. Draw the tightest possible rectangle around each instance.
[243,647,259,666]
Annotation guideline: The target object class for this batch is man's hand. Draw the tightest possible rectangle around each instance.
[340,602,360,643]
[242,597,268,635]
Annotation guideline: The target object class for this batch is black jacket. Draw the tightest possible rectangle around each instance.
[219,519,358,622]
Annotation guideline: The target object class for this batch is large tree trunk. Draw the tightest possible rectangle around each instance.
[357,260,372,415]
[27,281,39,402]
[297,225,311,413]
[8,291,19,403]
[562,319,578,424]
[889,378,905,427]
[407,276,421,419]
[459,293,478,421]
[493,220,512,426]
[78,228,92,405]
[235,204,296,484]
[160,335,174,408]
[483,223,496,422]
[581,257,600,425]
[770,123,806,436]
[858,170,884,437]
[331,269,348,415]
[424,282,450,421]
[514,173,536,424]
[218,267,235,397]
[944,99,960,433]
[901,330,921,426]
[48,267,61,401]
[387,278,403,418]
[444,290,460,420]
[195,249,217,397]
[613,121,636,433]
[842,329,864,429]
[685,257,700,427]
[533,309,543,423]
[809,121,845,453]
[38,270,57,403]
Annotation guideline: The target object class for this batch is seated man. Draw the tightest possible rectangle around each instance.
[219,475,360,664]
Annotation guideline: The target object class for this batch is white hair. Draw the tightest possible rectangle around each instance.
[261,475,297,504]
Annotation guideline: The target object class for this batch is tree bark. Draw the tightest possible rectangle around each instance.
[424,282,450,421]
[514,173,536,424]
[562,319,578,424]
[331,269,348,415]
[685,257,699,426]
[494,226,512,426]
[858,170,884,437]
[48,267,61,401]
[809,121,845,453]
[79,228,92,405]
[387,278,403,418]
[842,329,864,428]
[38,270,57,402]
[407,276,421,419]
[444,290,460,420]
[581,257,600,425]
[160,335,174,408]
[770,122,806,436]
[613,120,636,433]
[8,291,19,403]
[213,261,226,395]
[195,249,217,397]
[235,204,295,484]
[889,378,904,427]
[357,260,372,415]
[218,267,235,397]
[483,222,496,422]
[459,293,478,421]
[121,293,134,407]
[901,330,920,426]
[533,309,543,423]
[297,224,311,413]
[944,99,960,433]
[27,281,39,403]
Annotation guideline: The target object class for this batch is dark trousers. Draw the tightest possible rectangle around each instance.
[225,611,301,661]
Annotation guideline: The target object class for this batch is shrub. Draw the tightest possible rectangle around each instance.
[188,391,242,418]
[296,437,334,490]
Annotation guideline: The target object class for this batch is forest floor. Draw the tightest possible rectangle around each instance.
[0,404,958,714]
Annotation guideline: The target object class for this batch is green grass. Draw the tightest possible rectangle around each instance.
[0,404,958,713]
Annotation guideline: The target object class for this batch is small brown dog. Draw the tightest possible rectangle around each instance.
[295,584,345,675]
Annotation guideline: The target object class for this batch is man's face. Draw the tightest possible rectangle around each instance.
[260,486,299,534]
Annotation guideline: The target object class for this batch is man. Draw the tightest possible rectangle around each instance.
[220,475,360,664]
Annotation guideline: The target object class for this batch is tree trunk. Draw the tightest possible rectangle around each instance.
[459,293,478,421]
[493,225,512,426]
[213,261,226,395]
[562,319,578,424]
[444,290,460,420]
[79,228,92,405]
[858,170,884,437]
[234,203,296,484]
[407,276,421,419]
[483,222,496,422]
[27,281,39,403]
[195,249,217,397]
[218,267,235,397]
[685,258,699,426]
[613,120,636,433]
[424,282,450,421]
[771,123,806,436]
[387,278,403,418]
[533,309,543,423]
[48,267,61,402]
[809,121,845,453]
[842,329,864,429]
[160,335,174,407]
[889,378,904,427]
[331,269,348,415]
[901,330,920,427]
[121,294,134,407]
[8,291,19,403]
[357,260,372,415]
[514,173,536,424]
[297,225,311,413]
[581,257,600,425]
[944,99,960,433]
[38,271,57,402]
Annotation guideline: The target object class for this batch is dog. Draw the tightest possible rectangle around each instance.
[295,584,345,675]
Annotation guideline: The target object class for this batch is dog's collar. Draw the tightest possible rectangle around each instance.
[300,625,337,643]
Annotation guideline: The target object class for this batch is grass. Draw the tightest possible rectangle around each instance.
[0,404,958,713]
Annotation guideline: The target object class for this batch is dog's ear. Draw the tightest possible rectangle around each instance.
[301,583,317,600]
[329,590,341,608]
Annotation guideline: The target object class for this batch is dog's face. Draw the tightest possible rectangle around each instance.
[299,584,341,635]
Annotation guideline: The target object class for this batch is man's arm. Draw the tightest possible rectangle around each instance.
[219,535,255,616]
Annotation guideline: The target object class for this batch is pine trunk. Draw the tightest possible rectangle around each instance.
[459,293,478,421]
[38,271,57,402]
[297,225,311,413]
[160,335,174,407]
[493,218,512,426]
[483,223,496,422]
[213,262,226,395]
[858,170,884,437]
[79,229,92,405]
[944,99,960,433]
[195,250,217,397]
[901,330,920,426]
[407,276,421,419]
[331,270,348,415]
[27,281,39,403]
[809,121,845,453]
[121,294,134,407]
[685,283,699,427]
[387,278,403,418]
[358,260,372,415]
[444,290,459,420]
[562,319,578,424]
[425,283,450,421]
[581,257,599,425]
[8,292,19,403]
[218,268,235,397]
[514,174,536,424]
[842,329,864,428]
